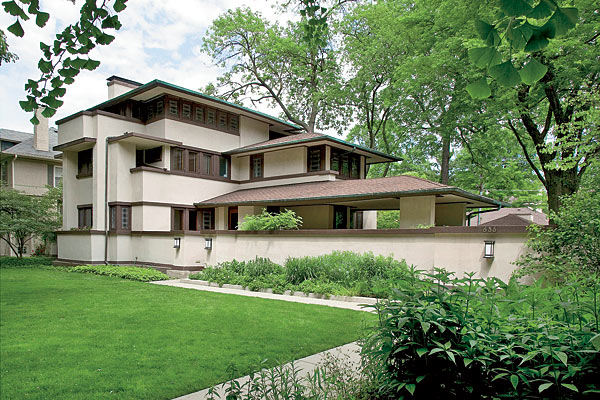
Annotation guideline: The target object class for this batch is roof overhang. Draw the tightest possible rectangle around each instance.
[107,132,182,149]
[53,137,96,152]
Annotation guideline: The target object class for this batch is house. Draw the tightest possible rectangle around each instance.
[55,76,530,281]
[0,118,62,256]
[470,207,548,226]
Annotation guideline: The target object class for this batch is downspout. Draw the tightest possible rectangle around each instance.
[103,137,114,265]
[11,154,17,189]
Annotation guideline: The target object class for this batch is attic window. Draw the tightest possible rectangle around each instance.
[308,146,324,172]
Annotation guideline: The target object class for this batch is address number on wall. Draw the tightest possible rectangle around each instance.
[482,226,497,233]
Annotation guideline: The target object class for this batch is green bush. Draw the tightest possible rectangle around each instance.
[190,251,410,297]
[363,268,600,399]
[0,256,54,268]
[68,265,169,282]
[238,208,302,230]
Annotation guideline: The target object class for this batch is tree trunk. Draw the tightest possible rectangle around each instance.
[440,134,451,184]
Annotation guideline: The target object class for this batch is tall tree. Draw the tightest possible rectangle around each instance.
[202,7,343,134]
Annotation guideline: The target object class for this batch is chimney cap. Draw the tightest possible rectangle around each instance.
[106,75,142,88]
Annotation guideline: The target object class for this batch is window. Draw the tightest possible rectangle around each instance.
[334,206,347,229]
[202,209,215,230]
[341,155,349,177]
[229,114,239,133]
[206,108,216,126]
[156,100,164,116]
[308,146,324,172]
[251,154,263,179]
[77,148,93,177]
[182,103,192,119]
[188,152,198,173]
[188,210,198,231]
[172,208,184,231]
[144,146,162,164]
[203,154,212,175]
[195,105,204,123]
[78,206,92,228]
[54,166,62,187]
[330,150,339,172]
[1,140,17,151]
[171,148,184,171]
[110,206,116,230]
[168,100,179,116]
[0,161,7,186]
[351,157,360,179]
[109,205,131,232]
[121,207,130,230]
[217,111,227,130]
[219,156,229,178]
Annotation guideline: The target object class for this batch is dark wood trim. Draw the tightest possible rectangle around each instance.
[77,204,93,209]
[75,173,93,179]
[108,201,132,206]
[238,169,339,184]
[107,132,182,146]
[108,204,131,233]
[306,144,326,172]
[228,206,238,230]
[53,137,96,151]
[129,166,168,173]
[250,153,264,181]
[56,229,105,235]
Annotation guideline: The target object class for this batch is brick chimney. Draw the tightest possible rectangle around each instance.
[33,108,49,152]
[107,76,142,99]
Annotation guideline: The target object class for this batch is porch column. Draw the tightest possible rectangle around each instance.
[399,196,435,228]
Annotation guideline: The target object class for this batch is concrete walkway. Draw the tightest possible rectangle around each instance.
[152,279,378,312]
[150,279,372,399]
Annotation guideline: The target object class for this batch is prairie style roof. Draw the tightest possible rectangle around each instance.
[478,207,548,226]
[196,175,508,208]
[224,132,402,164]
[0,128,60,160]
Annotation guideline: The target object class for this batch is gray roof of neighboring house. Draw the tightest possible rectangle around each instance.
[476,207,548,226]
[0,128,60,160]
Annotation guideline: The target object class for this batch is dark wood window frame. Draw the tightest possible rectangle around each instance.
[77,148,93,178]
[172,207,186,231]
[109,204,131,233]
[77,204,93,229]
[330,148,360,180]
[172,207,215,232]
[169,146,232,182]
[307,145,326,172]
[160,95,240,135]
[250,153,264,180]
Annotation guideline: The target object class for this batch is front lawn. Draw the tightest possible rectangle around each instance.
[0,266,374,400]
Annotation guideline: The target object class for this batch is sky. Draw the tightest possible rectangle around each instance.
[0,0,292,133]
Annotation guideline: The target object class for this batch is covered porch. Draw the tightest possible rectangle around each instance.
[195,175,507,230]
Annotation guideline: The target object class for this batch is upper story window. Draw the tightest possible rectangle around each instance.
[217,111,228,130]
[1,140,18,151]
[229,115,239,131]
[168,100,179,116]
[330,149,360,179]
[195,105,204,123]
[169,147,230,180]
[188,151,198,173]
[171,148,184,171]
[77,148,93,178]
[182,103,192,120]
[206,108,216,127]
[54,166,62,187]
[219,156,229,178]
[307,146,324,172]
[251,154,263,179]
[136,146,162,167]
[203,154,213,175]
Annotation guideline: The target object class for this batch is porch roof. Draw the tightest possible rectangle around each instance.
[195,175,509,209]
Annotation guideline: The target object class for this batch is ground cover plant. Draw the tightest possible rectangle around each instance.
[67,264,170,282]
[189,251,410,298]
[0,261,374,400]
[362,268,600,399]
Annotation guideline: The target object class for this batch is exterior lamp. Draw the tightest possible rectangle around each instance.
[205,238,213,250]
[484,241,495,258]
[173,237,181,249]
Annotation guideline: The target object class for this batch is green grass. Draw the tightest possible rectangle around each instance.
[0,267,374,400]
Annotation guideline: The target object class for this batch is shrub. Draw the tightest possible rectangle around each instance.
[363,268,600,399]
[68,265,169,282]
[0,256,54,268]
[238,209,302,230]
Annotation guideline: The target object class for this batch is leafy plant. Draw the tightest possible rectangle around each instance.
[67,265,169,282]
[238,209,303,231]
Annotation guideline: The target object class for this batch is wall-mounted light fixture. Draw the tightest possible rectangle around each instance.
[173,237,181,249]
[484,240,495,258]
[205,238,213,250]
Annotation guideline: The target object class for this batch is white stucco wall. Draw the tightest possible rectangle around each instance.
[399,196,436,228]
[12,158,53,196]
[239,116,269,147]
[264,148,305,177]
[435,203,466,226]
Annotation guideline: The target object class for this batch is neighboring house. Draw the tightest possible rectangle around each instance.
[55,76,529,281]
[0,120,62,256]
[472,207,548,226]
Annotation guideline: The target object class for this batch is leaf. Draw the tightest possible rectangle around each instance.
[590,333,600,351]
[35,11,50,27]
[464,358,473,367]
[528,0,556,19]
[420,321,430,334]
[492,372,508,382]
[489,61,522,87]
[41,108,57,118]
[113,0,127,12]
[416,348,428,357]
[7,20,24,37]
[2,0,27,18]
[510,374,519,390]
[405,383,416,395]
[555,351,568,367]
[446,351,456,364]
[519,59,548,85]
[468,47,502,69]
[30,114,40,125]
[538,382,553,393]
[475,20,501,46]
[525,31,550,52]
[499,0,532,17]
[561,383,578,392]
[466,78,491,99]
[84,59,101,71]
[549,7,578,37]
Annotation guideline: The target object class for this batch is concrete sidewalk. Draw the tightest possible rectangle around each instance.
[152,279,378,312]
[150,279,372,399]
[172,341,362,400]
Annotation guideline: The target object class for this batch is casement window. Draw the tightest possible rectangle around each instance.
[188,210,198,231]
[182,103,192,120]
[330,151,339,172]
[203,154,213,175]
[201,209,215,230]
[351,157,360,179]
[168,100,179,116]
[217,111,228,130]
[251,154,263,179]
[195,105,204,123]
[330,148,360,179]
[334,206,348,229]
[228,114,239,133]
[78,205,92,228]
[137,146,162,167]
[155,100,164,116]
[188,152,198,173]
[54,166,62,187]
[351,211,364,229]
[219,156,229,178]
[307,146,325,172]
[206,108,216,126]
[341,155,349,177]
[77,148,93,177]
[172,208,185,231]
[171,148,184,171]
[109,205,131,232]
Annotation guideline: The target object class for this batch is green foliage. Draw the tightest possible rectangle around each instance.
[0,187,61,257]
[238,209,302,231]
[377,210,401,229]
[0,28,17,65]
[67,265,169,282]
[363,268,600,399]
[515,186,600,280]
[2,0,128,121]
[191,251,410,298]
[0,256,53,267]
